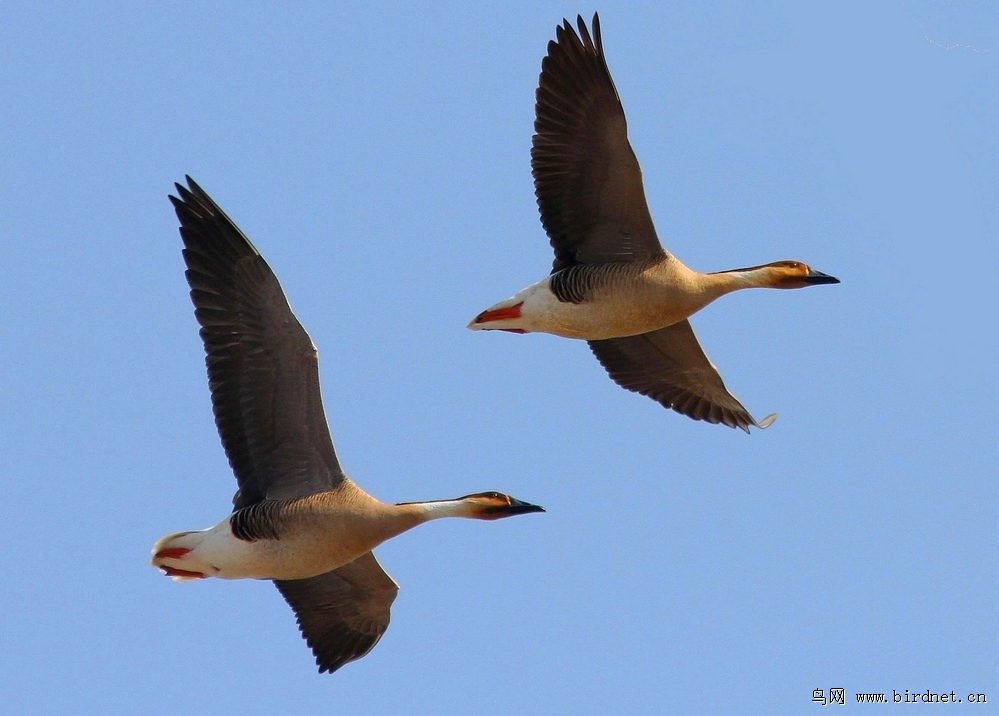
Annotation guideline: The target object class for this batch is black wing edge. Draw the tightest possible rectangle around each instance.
[274,553,399,675]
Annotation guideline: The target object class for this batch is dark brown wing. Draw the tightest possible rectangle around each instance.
[274,552,399,674]
[170,177,345,509]
[588,320,776,432]
[533,13,667,272]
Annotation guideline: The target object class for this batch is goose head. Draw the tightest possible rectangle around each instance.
[460,492,546,520]
[760,260,840,289]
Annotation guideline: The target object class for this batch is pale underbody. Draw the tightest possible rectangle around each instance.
[151,483,470,582]
[469,259,760,340]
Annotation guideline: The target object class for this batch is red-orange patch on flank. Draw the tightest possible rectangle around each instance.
[474,303,523,323]
[155,547,192,560]
[160,566,206,579]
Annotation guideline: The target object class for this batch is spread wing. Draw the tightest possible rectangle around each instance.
[274,552,399,674]
[588,321,776,432]
[170,177,345,509]
[532,13,667,272]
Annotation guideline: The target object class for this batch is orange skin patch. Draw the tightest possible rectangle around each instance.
[155,547,192,560]
[473,303,523,324]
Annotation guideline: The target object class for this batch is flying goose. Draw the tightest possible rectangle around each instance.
[152,178,544,674]
[469,14,839,432]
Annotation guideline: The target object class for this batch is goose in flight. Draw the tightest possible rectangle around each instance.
[469,14,839,432]
[152,178,543,674]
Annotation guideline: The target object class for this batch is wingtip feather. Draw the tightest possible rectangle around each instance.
[757,413,778,430]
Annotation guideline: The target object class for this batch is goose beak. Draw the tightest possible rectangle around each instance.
[804,269,840,285]
[501,497,546,516]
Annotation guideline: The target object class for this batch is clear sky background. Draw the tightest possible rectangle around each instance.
[1,2,995,714]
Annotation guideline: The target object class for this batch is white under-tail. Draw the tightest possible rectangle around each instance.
[150,518,262,581]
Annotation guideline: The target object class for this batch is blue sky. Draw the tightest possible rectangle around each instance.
[1,2,995,714]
